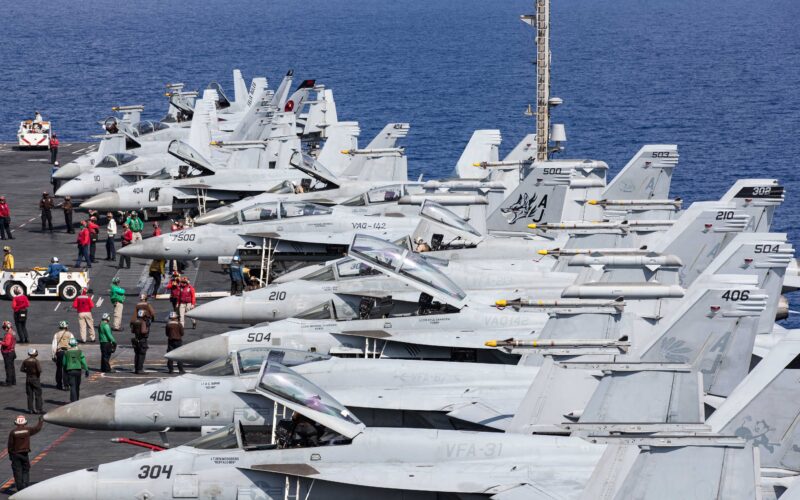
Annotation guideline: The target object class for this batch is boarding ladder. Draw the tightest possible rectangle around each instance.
[259,237,274,287]
[196,188,208,215]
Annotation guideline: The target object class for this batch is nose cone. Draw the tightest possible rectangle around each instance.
[52,162,84,180]
[11,468,97,500]
[188,295,245,324]
[81,191,120,210]
[45,394,116,430]
[194,206,233,225]
[55,179,92,198]
[118,235,165,259]
[165,335,229,365]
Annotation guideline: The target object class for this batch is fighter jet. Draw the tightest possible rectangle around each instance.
[172,227,789,368]
[46,258,775,435]
[186,199,763,326]
[20,312,766,500]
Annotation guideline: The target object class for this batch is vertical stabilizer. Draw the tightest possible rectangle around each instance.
[455,130,501,180]
[602,145,678,200]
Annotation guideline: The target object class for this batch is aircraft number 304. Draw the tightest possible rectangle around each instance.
[138,465,173,479]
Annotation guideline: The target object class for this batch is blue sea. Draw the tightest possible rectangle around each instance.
[1,0,798,321]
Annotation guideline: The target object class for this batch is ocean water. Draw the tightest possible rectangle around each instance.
[1,0,798,321]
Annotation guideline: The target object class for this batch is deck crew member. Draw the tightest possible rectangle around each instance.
[20,348,43,414]
[72,288,96,343]
[105,212,116,260]
[1,322,16,386]
[0,196,12,240]
[63,338,88,402]
[50,321,74,391]
[11,292,29,343]
[130,309,149,374]
[98,313,116,373]
[2,246,14,270]
[39,192,54,232]
[49,133,59,164]
[165,311,185,374]
[7,415,43,492]
[109,277,126,331]
[62,196,74,234]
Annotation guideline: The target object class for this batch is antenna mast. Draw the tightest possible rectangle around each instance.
[522,0,563,161]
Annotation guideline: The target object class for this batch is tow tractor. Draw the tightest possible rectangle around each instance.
[0,267,89,300]
[17,115,52,149]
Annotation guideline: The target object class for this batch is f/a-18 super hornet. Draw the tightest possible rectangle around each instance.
[170,225,790,367]
[53,69,273,181]
[22,298,770,500]
[76,85,340,216]
[44,251,779,435]
[114,143,683,271]
[184,188,772,326]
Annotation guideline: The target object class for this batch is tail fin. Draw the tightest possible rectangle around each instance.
[339,124,411,181]
[186,93,214,159]
[719,179,784,232]
[707,329,800,471]
[232,69,248,111]
[580,440,758,500]
[485,160,608,233]
[247,77,268,109]
[282,79,316,114]
[270,71,293,109]
[95,134,125,159]
[636,283,766,396]
[228,85,270,141]
[602,145,678,200]
[489,134,537,193]
[454,130,501,179]
[365,123,411,150]
[316,122,360,176]
[693,232,792,334]
[649,202,751,286]
[303,88,338,136]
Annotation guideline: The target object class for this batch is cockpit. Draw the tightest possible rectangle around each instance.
[303,257,383,282]
[420,202,482,238]
[192,348,329,377]
[95,153,138,169]
[216,201,333,225]
[341,184,409,207]
[130,121,169,137]
[349,234,467,302]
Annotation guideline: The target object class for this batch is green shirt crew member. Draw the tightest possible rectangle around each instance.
[124,212,144,242]
[62,339,89,402]
[109,276,126,331]
[98,313,117,373]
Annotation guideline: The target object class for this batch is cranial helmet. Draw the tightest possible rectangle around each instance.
[68,338,78,347]
[15,415,27,426]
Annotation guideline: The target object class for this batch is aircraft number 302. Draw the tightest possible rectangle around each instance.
[138,465,173,479]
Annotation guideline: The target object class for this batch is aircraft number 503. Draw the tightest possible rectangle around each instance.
[138,465,173,479]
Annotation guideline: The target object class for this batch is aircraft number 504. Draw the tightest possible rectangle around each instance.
[247,332,271,342]
[149,390,172,401]
[138,465,173,479]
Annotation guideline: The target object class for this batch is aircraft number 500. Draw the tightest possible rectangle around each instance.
[149,390,172,401]
[722,290,749,301]
[543,168,562,175]
[247,332,271,342]
[268,291,286,301]
[138,465,173,479]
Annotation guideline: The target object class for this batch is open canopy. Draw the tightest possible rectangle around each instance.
[96,153,138,169]
[348,234,467,307]
[256,361,364,439]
